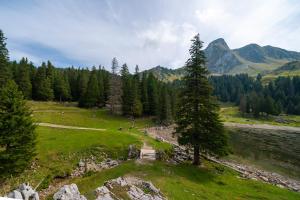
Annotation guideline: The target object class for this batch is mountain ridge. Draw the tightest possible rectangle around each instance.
[143,39,300,81]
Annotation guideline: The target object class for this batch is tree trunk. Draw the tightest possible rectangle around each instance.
[193,144,201,165]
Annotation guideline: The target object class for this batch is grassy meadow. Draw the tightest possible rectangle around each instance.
[1,101,299,200]
[220,103,300,127]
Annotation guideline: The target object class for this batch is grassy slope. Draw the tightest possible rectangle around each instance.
[1,101,299,199]
[220,103,300,127]
[76,161,299,200]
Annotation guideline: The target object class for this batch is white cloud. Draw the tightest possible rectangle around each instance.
[0,0,300,70]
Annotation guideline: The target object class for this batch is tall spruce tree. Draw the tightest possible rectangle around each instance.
[0,80,36,177]
[54,71,71,102]
[0,30,11,86]
[121,64,133,115]
[33,63,54,100]
[147,73,158,116]
[16,58,32,99]
[108,58,122,114]
[132,65,142,117]
[79,67,100,107]
[97,66,105,106]
[175,34,228,165]
[158,85,171,124]
[141,73,149,115]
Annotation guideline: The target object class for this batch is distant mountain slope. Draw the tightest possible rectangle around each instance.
[142,66,185,82]
[274,61,300,72]
[261,61,300,83]
[143,39,300,81]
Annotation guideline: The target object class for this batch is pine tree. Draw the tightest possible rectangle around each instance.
[79,67,100,107]
[158,85,171,124]
[97,66,105,106]
[121,64,133,115]
[147,73,158,116]
[132,65,142,117]
[0,30,11,86]
[54,71,71,102]
[108,58,122,114]
[16,58,32,99]
[175,34,228,165]
[77,69,89,101]
[141,73,149,115]
[33,63,54,100]
[0,80,36,177]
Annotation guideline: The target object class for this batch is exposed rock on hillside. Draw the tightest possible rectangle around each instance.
[7,183,39,200]
[53,184,86,200]
[95,177,166,200]
[71,158,119,177]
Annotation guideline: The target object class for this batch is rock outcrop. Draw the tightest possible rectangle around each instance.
[95,177,166,200]
[7,183,39,200]
[71,158,119,177]
[53,184,86,200]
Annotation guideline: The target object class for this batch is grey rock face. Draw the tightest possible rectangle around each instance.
[53,184,87,200]
[204,38,241,73]
[7,183,39,200]
[95,177,166,200]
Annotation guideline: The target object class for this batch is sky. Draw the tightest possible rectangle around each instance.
[1,0,300,71]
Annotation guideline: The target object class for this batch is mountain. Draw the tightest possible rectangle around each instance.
[143,39,300,81]
[207,38,300,74]
[142,65,185,82]
[204,38,241,73]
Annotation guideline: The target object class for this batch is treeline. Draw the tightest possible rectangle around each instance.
[210,74,300,116]
[6,57,177,124]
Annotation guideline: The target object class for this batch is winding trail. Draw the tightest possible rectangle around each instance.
[37,123,106,131]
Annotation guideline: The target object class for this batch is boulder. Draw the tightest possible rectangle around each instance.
[95,186,114,200]
[53,184,86,200]
[7,183,39,200]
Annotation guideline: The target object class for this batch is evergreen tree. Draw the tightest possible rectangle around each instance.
[97,66,105,106]
[79,67,100,107]
[54,71,71,102]
[132,65,143,117]
[77,69,89,101]
[175,34,228,165]
[0,81,36,177]
[16,58,32,99]
[108,58,122,114]
[147,73,158,116]
[141,73,149,115]
[121,64,133,115]
[33,63,54,101]
[0,30,11,86]
[158,85,171,124]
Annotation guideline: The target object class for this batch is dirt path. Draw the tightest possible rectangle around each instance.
[224,122,300,132]
[37,123,106,131]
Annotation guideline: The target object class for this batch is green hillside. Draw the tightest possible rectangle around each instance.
[1,102,299,200]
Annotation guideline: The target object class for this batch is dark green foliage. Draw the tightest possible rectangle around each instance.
[108,58,122,114]
[121,64,133,115]
[54,71,71,102]
[33,63,54,101]
[79,68,100,108]
[0,81,36,177]
[141,73,149,115]
[147,73,158,116]
[0,30,11,86]
[16,58,32,99]
[158,85,172,124]
[175,34,228,165]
